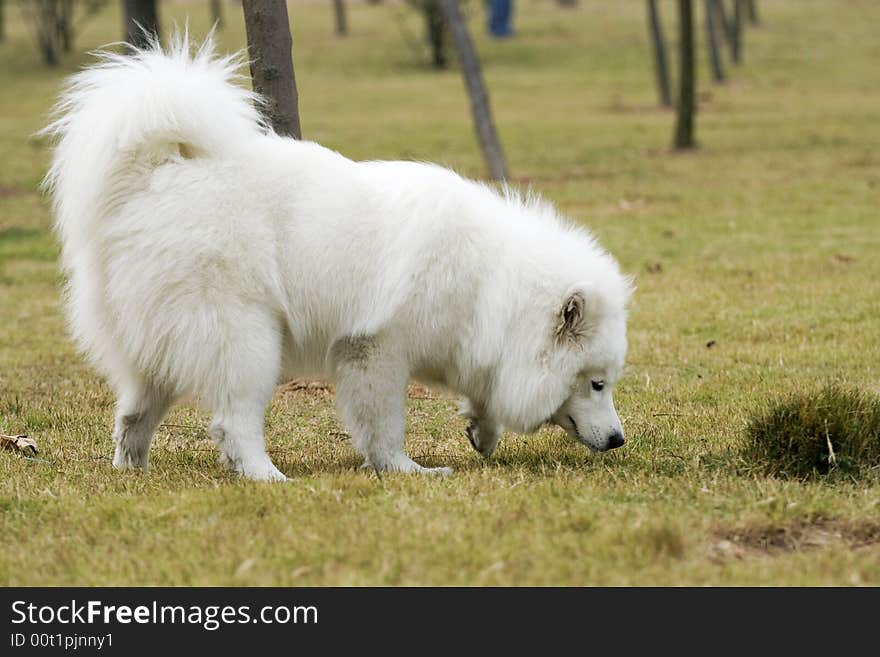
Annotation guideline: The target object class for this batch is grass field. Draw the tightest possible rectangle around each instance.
[1,0,879,586]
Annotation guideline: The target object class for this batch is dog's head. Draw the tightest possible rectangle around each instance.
[491,278,630,451]
[545,282,629,451]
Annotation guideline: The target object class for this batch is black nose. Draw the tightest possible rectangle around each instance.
[607,432,625,450]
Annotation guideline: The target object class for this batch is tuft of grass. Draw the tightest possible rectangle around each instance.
[744,386,880,479]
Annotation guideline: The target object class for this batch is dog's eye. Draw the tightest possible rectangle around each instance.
[591,380,605,392]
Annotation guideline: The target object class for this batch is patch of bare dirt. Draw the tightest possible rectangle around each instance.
[709,517,880,562]
[275,380,440,400]
[276,380,333,398]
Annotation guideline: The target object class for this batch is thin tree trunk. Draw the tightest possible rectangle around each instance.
[731,0,742,64]
[714,0,732,50]
[0,0,6,43]
[646,0,672,108]
[333,0,347,36]
[124,0,160,49]
[210,0,224,29]
[440,0,508,181]
[36,0,59,65]
[674,0,695,150]
[746,0,758,26]
[425,0,447,69]
[242,0,302,139]
[57,0,73,52]
[704,0,725,83]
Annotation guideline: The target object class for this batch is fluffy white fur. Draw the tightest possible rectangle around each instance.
[42,36,633,481]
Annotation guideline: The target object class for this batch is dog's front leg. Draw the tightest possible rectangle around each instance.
[333,335,452,475]
[460,399,503,458]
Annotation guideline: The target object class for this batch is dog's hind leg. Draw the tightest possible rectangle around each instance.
[332,335,452,475]
[203,310,287,482]
[112,378,172,470]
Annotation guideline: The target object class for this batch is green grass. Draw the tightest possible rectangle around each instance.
[745,386,880,479]
[2,0,880,586]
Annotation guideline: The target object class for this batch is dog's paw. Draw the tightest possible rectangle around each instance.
[466,419,479,451]
[466,418,500,458]
[224,455,287,482]
[239,462,288,482]
[112,447,148,470]
[421,466,453,477]
[218,449,287,482]
[218,451,235,471]
[361,457,453,476]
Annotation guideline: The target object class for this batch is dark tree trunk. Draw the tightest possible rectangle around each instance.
[242,0,302,139]
[57,0,73,52]
[333,0,347,36]
[674,0,695,150]
[440,0,508,181]
[0,0,6,43]
[714,0,732,49]
[746,0,759,26]
[704,0,725,83]
[731,0,742,63]
[124,0,160,49]
[210,0,224,29]
[35,0,59,65]
[425,0,447,69]
[646,0,672,108]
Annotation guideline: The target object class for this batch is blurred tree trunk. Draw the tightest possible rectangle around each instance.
[704,0,724,82]
[210,0,224,29]
[730,0,742,63]
[713,0,731,50]
[57,0,73,51]
[27,0,59,65]
[674,0,695,150]
[746,0,758,26]
[20,0,107,65]
[646,0,672,108]
[441,0,508,180]
[333,0,347,36]
[123,0,159,48]
[242,0,302,139]
[425,0,447,69]
[0,0,6,43]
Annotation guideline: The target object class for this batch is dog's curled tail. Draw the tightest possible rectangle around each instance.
[41,32,265,253]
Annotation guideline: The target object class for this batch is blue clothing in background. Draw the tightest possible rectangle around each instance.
[488,0,514,37]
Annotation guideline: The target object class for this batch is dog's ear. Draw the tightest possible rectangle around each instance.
[555,283,603,343]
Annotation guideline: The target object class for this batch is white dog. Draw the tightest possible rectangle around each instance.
[42,37,633,481]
